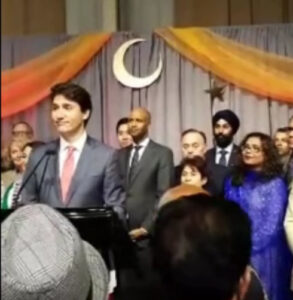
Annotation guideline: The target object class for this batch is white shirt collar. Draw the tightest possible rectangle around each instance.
[133,137,150,149]
[60,131,87,153]
[216,143,234,154]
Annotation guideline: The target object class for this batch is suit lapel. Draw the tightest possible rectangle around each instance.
[123,147,131,186]
[51,141,63,205]
[128,140,154,186]
[228,144,239,167]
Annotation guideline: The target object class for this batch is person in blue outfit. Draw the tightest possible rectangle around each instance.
[224,132,292,300]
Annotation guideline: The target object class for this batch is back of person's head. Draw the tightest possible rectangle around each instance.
[1,204,109,300]
[153,194,252,300]
[50,82,92,126]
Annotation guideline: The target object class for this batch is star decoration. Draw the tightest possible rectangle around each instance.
[205,81,226,101]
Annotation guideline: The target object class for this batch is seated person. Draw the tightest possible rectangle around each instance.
[153,193,267,300]
[1,204,109,300]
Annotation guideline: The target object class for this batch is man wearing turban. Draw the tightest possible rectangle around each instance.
[206,109,240,196]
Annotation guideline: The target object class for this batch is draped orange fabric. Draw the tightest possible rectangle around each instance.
[155,27,293,104]
[1,33,111,118]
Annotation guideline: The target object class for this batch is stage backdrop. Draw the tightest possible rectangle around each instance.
[2,24,293,163]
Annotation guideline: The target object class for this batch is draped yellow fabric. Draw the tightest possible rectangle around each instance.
[1,33,111,118]
[155,27,293,104]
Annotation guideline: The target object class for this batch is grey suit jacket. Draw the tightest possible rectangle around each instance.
[118,140,174,231]
[21,136,125,214]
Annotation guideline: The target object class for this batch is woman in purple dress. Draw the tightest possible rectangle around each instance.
[224,132,292,300]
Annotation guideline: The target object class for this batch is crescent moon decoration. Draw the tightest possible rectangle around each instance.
[113,38,163,88]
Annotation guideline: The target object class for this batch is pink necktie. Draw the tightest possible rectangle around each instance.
[61,146,75,204]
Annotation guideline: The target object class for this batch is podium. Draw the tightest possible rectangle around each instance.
[1,207,137,287]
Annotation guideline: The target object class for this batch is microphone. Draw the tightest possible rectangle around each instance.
[12,144,57,207]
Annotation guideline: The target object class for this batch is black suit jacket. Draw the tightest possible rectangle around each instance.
[117,140,174,231]
[205,144,239,197]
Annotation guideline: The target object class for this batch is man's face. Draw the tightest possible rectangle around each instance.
[181,132,206,159]
[12,123,33,143]
[51,95,89,138]
[128,109,149,142]
[9,142,25,171]
[214,119,234,148]
[274,131,290,156]
[117,123,133,148]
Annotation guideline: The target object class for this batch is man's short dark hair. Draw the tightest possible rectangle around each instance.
[116,117,129,134]
[50,82,92,126]
[181,129,207,144]
[153,194,251,300]
[275,127,290,134]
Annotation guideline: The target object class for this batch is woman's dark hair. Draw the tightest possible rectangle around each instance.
[231,132,282,185]
[180,156,207,179]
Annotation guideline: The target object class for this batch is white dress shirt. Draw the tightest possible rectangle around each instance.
[215,143,234,165]
[128,137,150,167]
[59,132,87,176]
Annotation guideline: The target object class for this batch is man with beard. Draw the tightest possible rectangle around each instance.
[206,109,240,196]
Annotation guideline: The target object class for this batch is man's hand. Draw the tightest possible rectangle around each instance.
[129,227,148,240]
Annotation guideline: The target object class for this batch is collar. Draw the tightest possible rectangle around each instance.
[216,143,234,154]
[60,131,87,152]
[133,137,150,148]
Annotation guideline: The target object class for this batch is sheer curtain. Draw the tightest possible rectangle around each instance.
[2,24,293,163]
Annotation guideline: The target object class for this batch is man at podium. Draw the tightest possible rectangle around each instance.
[20,82,125,218]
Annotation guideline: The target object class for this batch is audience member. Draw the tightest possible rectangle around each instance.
[21,82,125,218]
[1,121,33,172]
[174,129,207,185]
[153,194,253,300]
[274,127,291,176]
[11,121,34,143]
[284,182,293,293]
[117,107,174,239]
[1,204,109,300]
[116,117,133,148]
[286,127,293,183]
[1,141,44,209]
[225,132,292,300]
[180,156,208,188]
[1,141,26,199]
[206,109,240,196]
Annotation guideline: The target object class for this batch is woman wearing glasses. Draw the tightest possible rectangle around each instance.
[225,132,292,300]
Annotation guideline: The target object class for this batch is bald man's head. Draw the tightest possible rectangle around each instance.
[128,107,151,142]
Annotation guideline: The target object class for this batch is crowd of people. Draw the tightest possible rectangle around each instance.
[1,82,293,300]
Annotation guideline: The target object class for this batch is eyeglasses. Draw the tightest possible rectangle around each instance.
[241,144,262,154]
[12,131,31,137]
